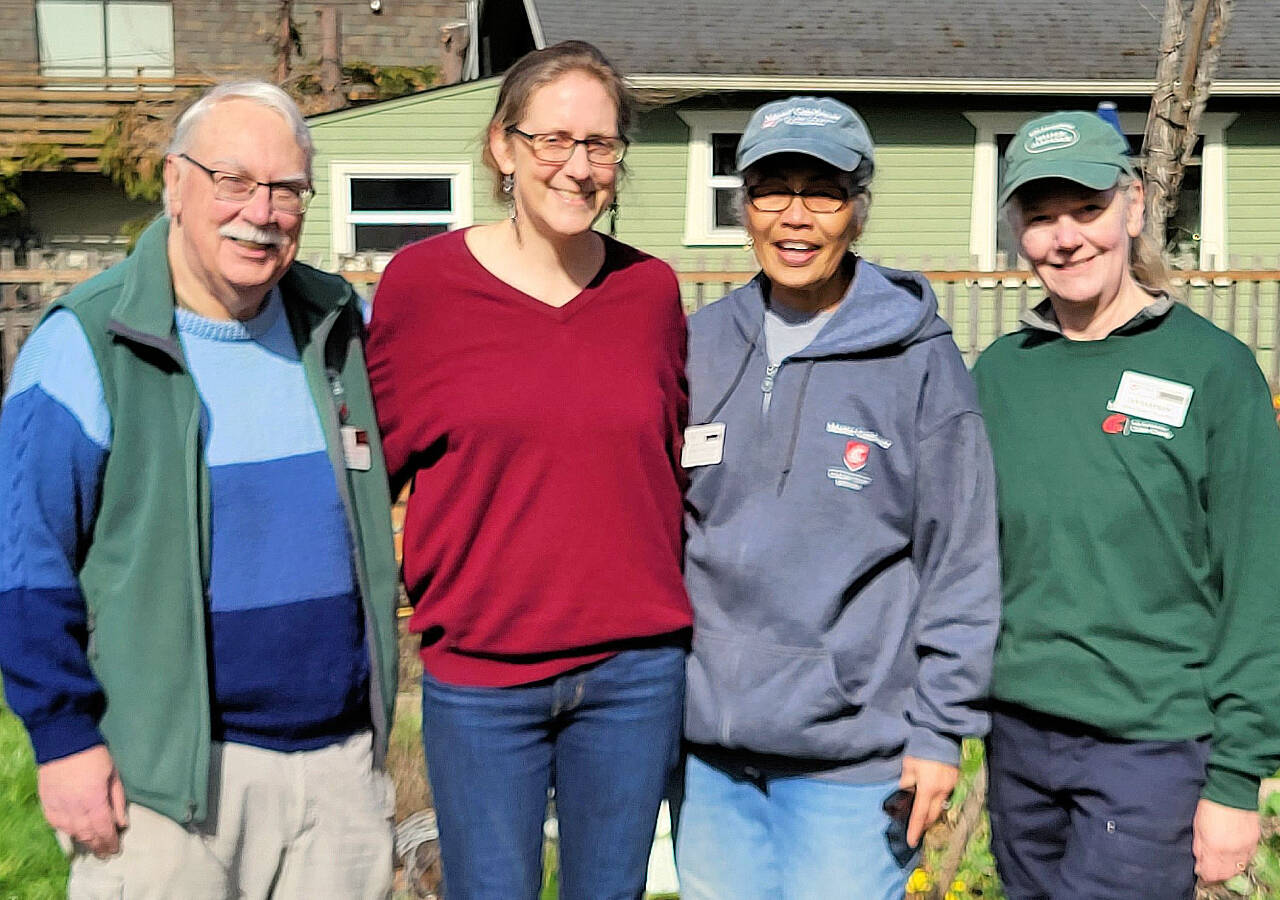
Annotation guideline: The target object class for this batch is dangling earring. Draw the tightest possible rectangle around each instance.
[608,200,619,238]
[502,173,517,223]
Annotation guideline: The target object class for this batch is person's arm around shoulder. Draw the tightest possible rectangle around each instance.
[1195,343,1280,882]
[0,310,125,855]
[901,343,1002,847]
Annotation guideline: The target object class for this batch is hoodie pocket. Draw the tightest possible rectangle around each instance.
[685,627,873,760]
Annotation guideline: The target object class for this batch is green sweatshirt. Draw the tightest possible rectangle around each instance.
[974,300,1280,810]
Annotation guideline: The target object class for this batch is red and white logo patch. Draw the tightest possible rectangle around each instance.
[843,440,870,472]
[1101,413,1129,434]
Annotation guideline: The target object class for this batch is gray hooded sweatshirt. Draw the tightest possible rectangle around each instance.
[683,258,1000,780]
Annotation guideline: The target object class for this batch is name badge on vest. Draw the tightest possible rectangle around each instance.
[682,423,726,468]
[341,426,372,471]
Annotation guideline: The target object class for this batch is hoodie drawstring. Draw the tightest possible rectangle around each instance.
[704,323,763,424]
[777,360,814,495]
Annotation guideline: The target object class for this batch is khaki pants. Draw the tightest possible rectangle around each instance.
[67,731,395,900]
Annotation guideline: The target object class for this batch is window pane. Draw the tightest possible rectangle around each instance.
[994,134,1018,265]
[714,187,743,228]
[712,133,741,177]
[106,2,174,78]
[351,178,451,213]
[354,223,447,252]
[37,1,106,77]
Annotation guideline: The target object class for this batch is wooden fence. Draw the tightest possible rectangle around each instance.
[5,265,1280,396]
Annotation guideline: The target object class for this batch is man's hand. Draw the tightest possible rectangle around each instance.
[1194,798,1260,884]
[37,745,128,858]
[899,755,959,848]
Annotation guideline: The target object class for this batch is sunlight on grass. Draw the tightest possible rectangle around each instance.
[0,704,67,898]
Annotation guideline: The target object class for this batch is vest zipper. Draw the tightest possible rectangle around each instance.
[311,310,390,768]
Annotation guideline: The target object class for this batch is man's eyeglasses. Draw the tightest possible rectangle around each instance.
[505,127,629,165]
[746,186,852,214]
[177,154,314,214]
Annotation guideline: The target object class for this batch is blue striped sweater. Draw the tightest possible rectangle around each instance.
[0,289,369,762]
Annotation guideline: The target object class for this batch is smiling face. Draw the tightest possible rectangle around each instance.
[164,98,308,319]
[743,155,862,312]
[489,69,620,239]
[1010,177,1145,308]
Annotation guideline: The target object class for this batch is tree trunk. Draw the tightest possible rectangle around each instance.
[320,6,343,111]
[1142,0,1232,253]
[275,0,294,85]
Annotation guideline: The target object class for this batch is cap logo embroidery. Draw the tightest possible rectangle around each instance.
[761,107,842,129]
[1025,123,1079,154]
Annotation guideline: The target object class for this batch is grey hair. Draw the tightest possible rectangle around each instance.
[165,80,313,210]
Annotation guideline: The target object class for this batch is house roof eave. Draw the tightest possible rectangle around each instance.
[626,74,1280,97]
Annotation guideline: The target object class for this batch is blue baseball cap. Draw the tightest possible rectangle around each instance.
[736,96,875,178]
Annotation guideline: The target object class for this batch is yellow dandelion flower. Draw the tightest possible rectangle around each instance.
[906,868,932,893]
[952,879,967,892]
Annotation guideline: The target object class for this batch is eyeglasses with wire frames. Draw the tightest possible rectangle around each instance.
[746,185,853,214]
[177,153,314,214]
[505,127,629,165]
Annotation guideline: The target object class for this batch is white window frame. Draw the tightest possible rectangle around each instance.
[328,161,473,261]
[676,110,752,246]
[964,111,1237,271]
[36,1,174,80]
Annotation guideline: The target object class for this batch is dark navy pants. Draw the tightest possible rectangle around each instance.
[986,705,1210,900]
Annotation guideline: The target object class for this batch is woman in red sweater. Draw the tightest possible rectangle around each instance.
[366,41,691,900]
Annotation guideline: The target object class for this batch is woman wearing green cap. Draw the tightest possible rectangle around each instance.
[974,110,1280,897]
[676,96,1001,899]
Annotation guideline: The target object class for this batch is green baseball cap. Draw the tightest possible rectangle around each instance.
[998,111,1134,206]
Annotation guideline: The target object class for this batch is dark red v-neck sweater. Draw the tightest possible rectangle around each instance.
[367,228,692,686]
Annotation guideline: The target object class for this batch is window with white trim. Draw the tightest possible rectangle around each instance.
[676,110,751,245]
[329,162,473,264]
[36,1,174,80]
[965,111,1235,271]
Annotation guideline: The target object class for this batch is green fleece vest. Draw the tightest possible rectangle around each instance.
[46,218,398,823]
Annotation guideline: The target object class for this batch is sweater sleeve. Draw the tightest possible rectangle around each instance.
[366,251,420,495]
[1200,347,1280,809]
[0,311,110,763]
[904,348,1002,765]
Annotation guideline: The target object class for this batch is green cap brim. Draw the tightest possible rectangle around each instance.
[998,159,1132,207]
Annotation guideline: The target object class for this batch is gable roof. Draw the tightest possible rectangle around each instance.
[522,0,1279,92]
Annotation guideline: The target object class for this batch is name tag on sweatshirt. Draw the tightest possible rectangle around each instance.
[1107,371,1193,428]
[682,423,726,468]
[341,426,372,471]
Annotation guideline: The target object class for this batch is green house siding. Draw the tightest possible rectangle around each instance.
[303,84,1280,286]
[301,79,504,268]
[1227,110,1280,263]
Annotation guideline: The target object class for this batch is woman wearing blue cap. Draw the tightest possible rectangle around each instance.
[974,111,1280,897]
[676,96,1001,899]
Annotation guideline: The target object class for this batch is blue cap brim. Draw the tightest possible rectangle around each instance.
[737,139,863,173]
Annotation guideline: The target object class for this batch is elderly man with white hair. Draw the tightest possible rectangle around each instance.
[0,81,399,898]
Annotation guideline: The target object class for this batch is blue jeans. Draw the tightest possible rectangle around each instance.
[676,753,914,900]
[420,645,686,900]
[986,706,1209,900]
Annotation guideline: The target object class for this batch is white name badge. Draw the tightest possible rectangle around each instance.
[1106,371,1194,428]
[341,425,373,471]
[682,423,726,468]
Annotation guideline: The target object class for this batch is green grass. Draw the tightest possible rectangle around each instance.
[0,705,68,898]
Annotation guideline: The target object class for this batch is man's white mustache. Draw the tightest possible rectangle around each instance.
[219,224,286,246]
